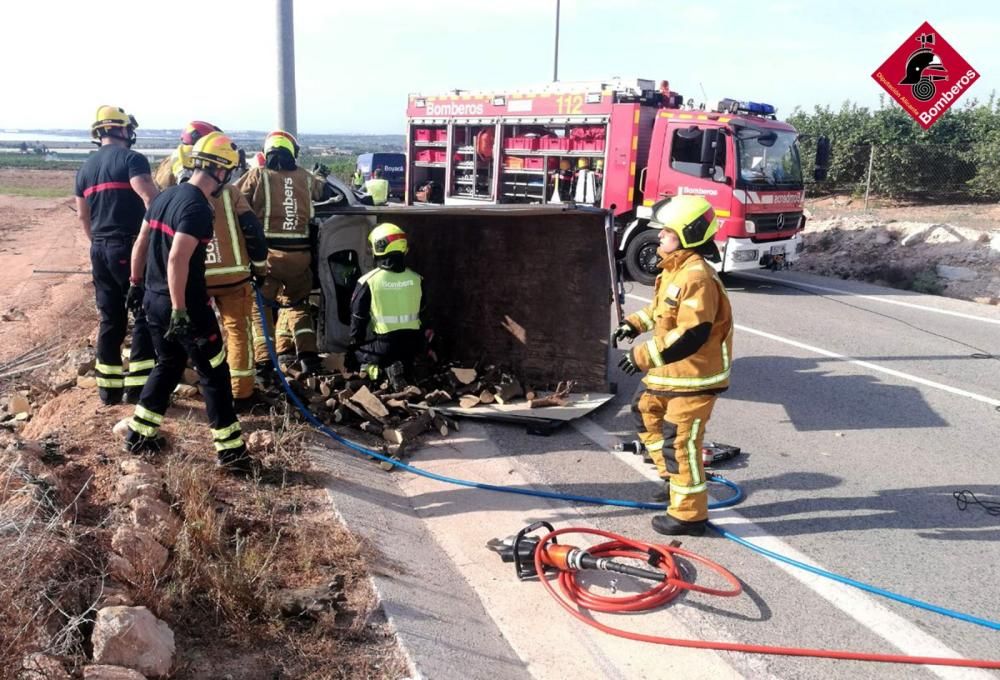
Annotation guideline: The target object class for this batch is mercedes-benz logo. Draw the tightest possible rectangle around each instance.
[776,213,786,229]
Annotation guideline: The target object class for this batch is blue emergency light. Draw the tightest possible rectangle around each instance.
[717,98,777,116]
[742,101,776,115]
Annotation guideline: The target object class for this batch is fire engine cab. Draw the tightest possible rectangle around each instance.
[404,78,828,284]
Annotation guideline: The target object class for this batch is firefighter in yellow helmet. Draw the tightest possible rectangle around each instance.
[236,130,327,378]
[153,121,221,189]
[349,223,424,381]
[613,195,733,536]
[125,133,254,473]
[190,132,270,410]
[75,105,159,406]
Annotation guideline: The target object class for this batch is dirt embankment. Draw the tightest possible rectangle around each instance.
[797,197,1000,304]
[1,172,405,679]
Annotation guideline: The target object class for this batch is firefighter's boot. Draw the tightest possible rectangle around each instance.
[651,514,707,537]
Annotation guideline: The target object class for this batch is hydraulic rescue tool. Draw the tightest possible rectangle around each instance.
[487,521,666,582]
[486,522,1000,669]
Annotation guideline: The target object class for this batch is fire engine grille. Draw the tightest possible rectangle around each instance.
[752,211,802,233]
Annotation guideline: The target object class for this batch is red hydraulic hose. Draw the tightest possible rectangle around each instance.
[534,527,1000,670]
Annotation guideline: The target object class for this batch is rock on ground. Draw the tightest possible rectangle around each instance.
[91,606,174,678]
[83,665,148,680]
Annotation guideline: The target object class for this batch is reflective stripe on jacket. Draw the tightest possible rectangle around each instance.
[236,166,321,249]
[359,267,422,334]
[205,185,257,288]
[625,249,733,393]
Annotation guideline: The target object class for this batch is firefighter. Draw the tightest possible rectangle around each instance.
[236,130,326,377]
[74,105,159,406]
[124,132,252,473]
[613,196,733,537]
[352,168,364,190]
[152,120,221,189]
[192,135,269,411]
[350,224,423,381]
[363,168,390,206]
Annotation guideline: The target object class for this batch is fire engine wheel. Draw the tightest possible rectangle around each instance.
[625,230,661,286]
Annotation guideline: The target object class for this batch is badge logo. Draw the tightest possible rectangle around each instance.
[871,22,979,130]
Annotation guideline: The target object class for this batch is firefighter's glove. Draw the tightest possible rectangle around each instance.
[250,264,267,288]
[165,309,193,343]
[611,322,638,345]
[618,350,641,376]
[125,283,144,315]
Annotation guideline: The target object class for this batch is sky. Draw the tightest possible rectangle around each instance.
[1,0,997,135]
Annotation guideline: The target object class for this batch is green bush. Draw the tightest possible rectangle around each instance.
[788,94,1000,200]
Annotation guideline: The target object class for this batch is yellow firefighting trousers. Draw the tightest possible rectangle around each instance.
[634,390,717,522]
[252,249,317,362]
[208,283,256,400]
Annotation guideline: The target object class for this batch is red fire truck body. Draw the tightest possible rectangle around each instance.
[405,78,809,284]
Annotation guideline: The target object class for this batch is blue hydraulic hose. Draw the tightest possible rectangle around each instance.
[710,523,1000,631]
[253,288,1000,632]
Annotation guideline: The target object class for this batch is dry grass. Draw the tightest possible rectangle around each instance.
[2,387,406,679]
[0,453,102,678]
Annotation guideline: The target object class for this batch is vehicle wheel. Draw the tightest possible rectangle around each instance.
[624,230,661,286]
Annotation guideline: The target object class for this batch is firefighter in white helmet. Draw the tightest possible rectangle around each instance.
[613,195,734,536]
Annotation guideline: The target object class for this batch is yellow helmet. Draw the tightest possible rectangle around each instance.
[649,195,719,249]
[577,158,590,169]
[91,105,138,145]
[190,132,239,172]
[264,130,300,158]
[369,223,408,256]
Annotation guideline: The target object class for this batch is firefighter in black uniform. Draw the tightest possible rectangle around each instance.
[123,132,252,473]
[74,105,159,405]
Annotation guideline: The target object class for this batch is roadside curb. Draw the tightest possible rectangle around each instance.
[310,441,531,680]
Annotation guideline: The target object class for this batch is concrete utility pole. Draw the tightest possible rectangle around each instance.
[277,0,298,135]
[553,0,560,82]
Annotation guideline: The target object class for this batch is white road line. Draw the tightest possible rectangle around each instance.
[735,273,1000,326]
[571,417,992,680]
[625,293,1000,409]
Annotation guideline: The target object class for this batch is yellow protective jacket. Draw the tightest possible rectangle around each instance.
[235,166,324,251]
[625,249,733,394]
[205,185,268,289]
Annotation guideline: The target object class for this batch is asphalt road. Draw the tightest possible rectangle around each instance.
[319,268,1000,679]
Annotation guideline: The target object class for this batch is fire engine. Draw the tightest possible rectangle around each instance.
[404,78,829,284]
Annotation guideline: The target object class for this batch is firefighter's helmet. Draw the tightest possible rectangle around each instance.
[900,49,946,85]
[649,195,719,249]
[91,105,138,145]
[190,132,240,172]
[559,159,571,171]
[577,158,590,169]
[181,121,222,146]
[369,223,408,257]
[264,130,300,158]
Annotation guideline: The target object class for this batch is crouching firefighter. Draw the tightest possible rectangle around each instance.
[613,196,733,537]
[350,224,424,382]
[124,133,253,473]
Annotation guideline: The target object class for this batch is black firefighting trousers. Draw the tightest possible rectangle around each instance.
[126,292,246,463]
[90,236,155,404]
